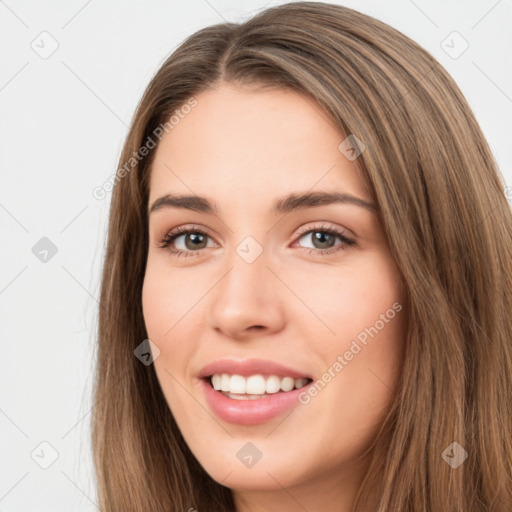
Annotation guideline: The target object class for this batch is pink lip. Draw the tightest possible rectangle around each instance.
[198,358,312,379]
[198,378,312,425]
[197,358,313,425]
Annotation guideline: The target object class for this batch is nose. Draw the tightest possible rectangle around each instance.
[207,249,286,341]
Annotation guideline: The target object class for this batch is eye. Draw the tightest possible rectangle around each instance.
[157,222,356,258]
[292,222,356,255]
[157,225,215,258]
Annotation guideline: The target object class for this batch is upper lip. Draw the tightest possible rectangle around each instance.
[198,358,312,380]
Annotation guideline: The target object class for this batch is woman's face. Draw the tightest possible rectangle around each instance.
[142,82,407,508]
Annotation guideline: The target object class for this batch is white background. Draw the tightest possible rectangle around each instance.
[1,1,511,510]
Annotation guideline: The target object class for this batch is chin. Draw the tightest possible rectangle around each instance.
[194,446,309,490]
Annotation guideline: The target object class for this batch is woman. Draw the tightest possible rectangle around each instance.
[92,2,512,511]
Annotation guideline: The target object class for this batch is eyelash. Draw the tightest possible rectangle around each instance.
[157,223,356,258]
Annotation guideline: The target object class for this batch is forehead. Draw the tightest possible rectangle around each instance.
[148,83,372,206]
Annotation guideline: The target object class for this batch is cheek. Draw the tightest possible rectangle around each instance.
[289,251,407,419]
[288,251,404,347]
[141,257,195,340]
[290,261,406,470]
[141,264,193,377]
[142,270,198,423]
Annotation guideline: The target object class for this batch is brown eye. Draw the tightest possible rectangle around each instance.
[159,226,214,256]
[300,231,337,250]
[294,223,356,255]
[180,232,208,250]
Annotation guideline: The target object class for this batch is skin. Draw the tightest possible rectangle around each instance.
[142,82,407,512]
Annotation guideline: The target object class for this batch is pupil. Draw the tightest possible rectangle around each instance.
[313,231,334,249]
[187,233,206,249]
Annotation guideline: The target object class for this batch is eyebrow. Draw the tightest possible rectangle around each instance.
[148,191,377,216]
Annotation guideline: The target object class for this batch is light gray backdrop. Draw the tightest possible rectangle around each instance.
[1,0,511,510]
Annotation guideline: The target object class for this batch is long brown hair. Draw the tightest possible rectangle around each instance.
[91,2,512,510]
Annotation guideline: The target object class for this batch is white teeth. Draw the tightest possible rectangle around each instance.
[246,375,266,394]
[220,373,230,392]
[295,377,308,388]
[281,377,295,392]
[266,375,281,394]
[226,392,263,400]
[211,374,221,390]
[209,373,310,395]
[229,374,246,394]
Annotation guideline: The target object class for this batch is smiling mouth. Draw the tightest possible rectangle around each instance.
[204,373,313,400]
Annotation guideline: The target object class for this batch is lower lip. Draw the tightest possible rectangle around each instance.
[199,378,310,425]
